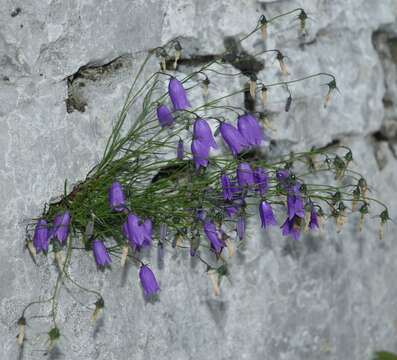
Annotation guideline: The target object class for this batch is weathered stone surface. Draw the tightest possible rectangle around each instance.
[1,1,397,359]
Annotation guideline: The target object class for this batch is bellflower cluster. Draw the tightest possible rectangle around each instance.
[23,9,390,350]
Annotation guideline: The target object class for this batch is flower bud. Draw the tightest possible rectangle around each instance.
[298,9,308,34]
[358,203,369,232]
[92,297,104,321]
[249,74,257,98]
[173,139,183,161]
[26,240,37,258]
[120,245,129,267]
[285,94,292,112]
[16,317,26,346]
[47,327,60,352]
[207,269,220,296]
[173,42,182,69]
[260,85,268,105]
[324,79,337,108]
[277,51,289,76]
[259,15,268,40]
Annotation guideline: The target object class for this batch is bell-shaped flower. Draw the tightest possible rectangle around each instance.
[193,118,217,150]
[122,214,144,249]
[33,219,49,253]
[92,239,112,266]
[108,182,126,212]
[237,162,255,187]
[156,104,175,127]
[191,139,210,170]
[225,206,238,218]
[309,207,319,230]
[221,174,233,201]
[254,168,268,195]
[220,122,247,156]
[276,169,289,182]
[139,265,160,298]
[237,114,264,146]
[168,77,191,110]
[204,221,224,254]
[281,216,301,240]
[50,211,71,244]
[287,182,305,219]
[259,201,277,228]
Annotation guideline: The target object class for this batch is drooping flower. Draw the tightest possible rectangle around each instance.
[196,209,206,221]
[259,201,277,228]
[276,169,289,182]
[237,114,264,146]
[221,174,233,201]
[122,213,144,249]
[287,192,305,220]
[204,221,224,254]
[225,206,238,218]
[191,139,210,170]
[139,265,160,298]
[92,240,112,266]
[237,162,255,187]
[168,77,191,110]
[309,207,319,230]
[156,104,174,127]
[33,219,49,253]
[177,138,184,160]
[50,211,71,244]
[220,122,247,156]
[108,182,126,212]
[193,118,217,149]
[281,216,301,240]
[253,167,268,195]
[237,217,245,240]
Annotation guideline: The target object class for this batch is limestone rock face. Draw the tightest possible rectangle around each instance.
[1,1,397,359]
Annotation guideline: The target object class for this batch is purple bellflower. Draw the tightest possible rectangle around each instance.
[225,206,238,218]
[281,216,301,240]
[237,114,264,146]
[276,169,289,182]
[33,219,49,253]
[193,118,218,150]
[237,162,255,187]
[50,211,71,244]
[123,214,142,248]
[108,182,126,212]
[254,167,268,195]
[191,139,210,170]
[309,207,319,230]
[221,174,233,201]
[259,201,277,228]
[287,183,305,220]
[156,104,175,127]
[92,239,112,266]
[204,221,224,254]
[168,77,191,110]
[220,122,247,156]
[139,265,160,298]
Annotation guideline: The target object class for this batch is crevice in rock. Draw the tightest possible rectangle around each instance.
[166,36,264,112]
[371,28,397,169]
[65,56,128,113]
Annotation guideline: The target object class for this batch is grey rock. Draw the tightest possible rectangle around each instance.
[1,1,397,359]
